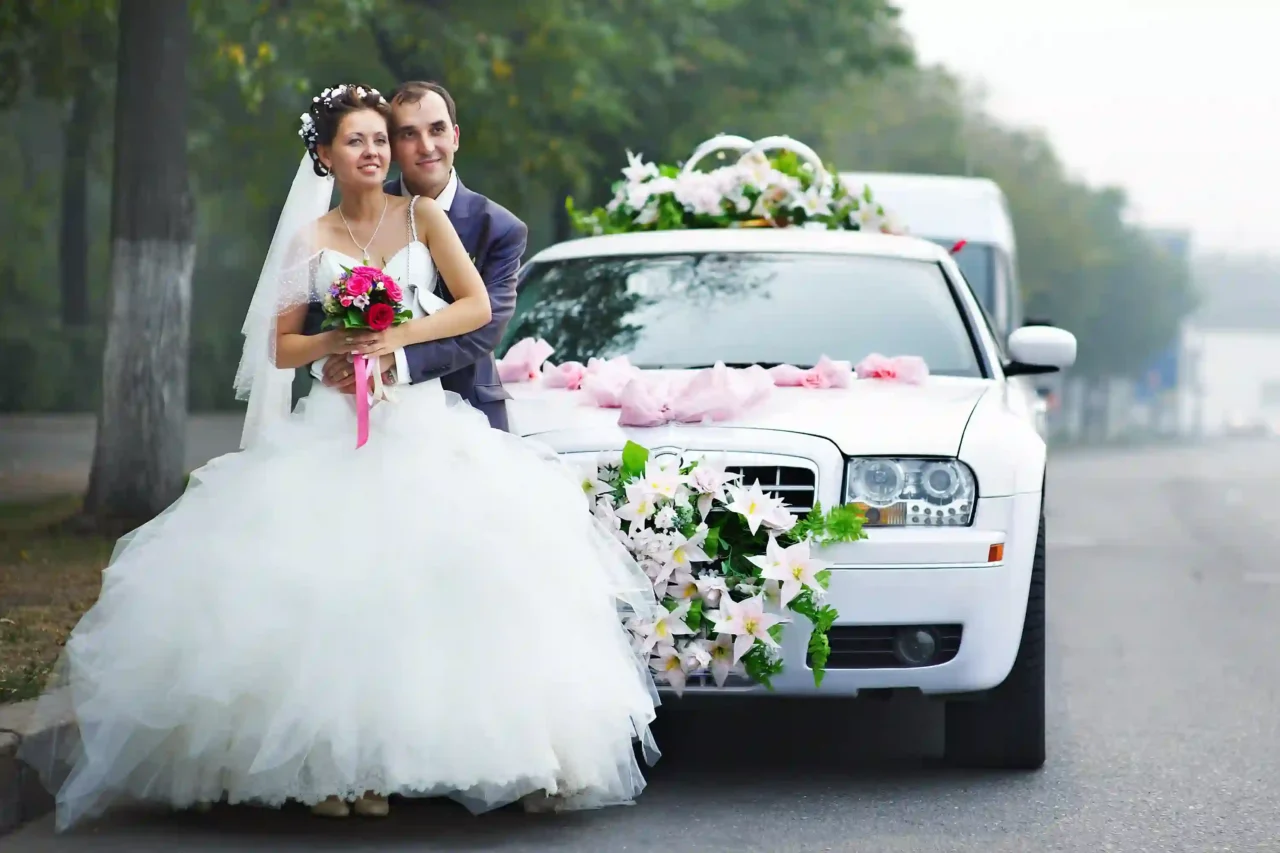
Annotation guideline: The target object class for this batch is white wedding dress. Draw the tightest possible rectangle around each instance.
[33,237,662,831]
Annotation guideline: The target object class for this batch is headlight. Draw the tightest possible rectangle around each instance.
[844,458,977,527]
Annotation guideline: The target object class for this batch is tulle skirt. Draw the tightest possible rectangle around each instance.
[24,381,661,831]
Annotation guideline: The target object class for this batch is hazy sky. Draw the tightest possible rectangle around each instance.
[893,1,1279,255]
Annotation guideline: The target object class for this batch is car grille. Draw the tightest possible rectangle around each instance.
[725,465,816,514]
[816,624,963,669]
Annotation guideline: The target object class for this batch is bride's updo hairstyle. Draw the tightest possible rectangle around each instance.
[298,83,392,177]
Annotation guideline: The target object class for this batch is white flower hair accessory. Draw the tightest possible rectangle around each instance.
[299,84,389,176]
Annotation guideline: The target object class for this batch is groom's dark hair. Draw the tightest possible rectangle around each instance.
[390,81,458,126]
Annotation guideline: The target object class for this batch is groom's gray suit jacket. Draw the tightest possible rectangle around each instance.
[304,176,528,432]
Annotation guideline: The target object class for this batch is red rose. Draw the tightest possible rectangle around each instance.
[367,303,395,331]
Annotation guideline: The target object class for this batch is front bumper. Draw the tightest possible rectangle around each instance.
[676,490,1043,697]
[551,429,1043,699]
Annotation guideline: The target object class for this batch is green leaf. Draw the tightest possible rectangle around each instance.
[704,524,722,557]
[807,630,831,687]
[686,598,704,632]
[620,440,649,479]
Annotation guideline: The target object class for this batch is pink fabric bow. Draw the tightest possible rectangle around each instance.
[542,360,588,390]
[496,337,554,383]
[855,353,929,384]
[580,356,644,408]
[768,356,853,389]
[617,363,773,427]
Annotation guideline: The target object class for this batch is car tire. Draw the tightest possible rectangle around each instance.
[943,511,1046,770]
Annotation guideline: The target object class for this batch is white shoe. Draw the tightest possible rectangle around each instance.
[311,796,351,818]
[353,793,389,817]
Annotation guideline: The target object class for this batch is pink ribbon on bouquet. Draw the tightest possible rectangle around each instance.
[354,353,371,448]
[854,353,929,384]
[352,353,392,449]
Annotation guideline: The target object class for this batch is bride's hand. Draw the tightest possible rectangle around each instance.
[332,329,394,357]
[348,328,403,360]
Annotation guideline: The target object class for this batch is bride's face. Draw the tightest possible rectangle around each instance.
[318,109,390,188]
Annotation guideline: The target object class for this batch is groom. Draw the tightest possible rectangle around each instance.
[317,80,528,431]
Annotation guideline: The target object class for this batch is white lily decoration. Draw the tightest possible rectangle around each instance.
[651,644,689,695]
[667,523,711,571]
[653,505,678,530]
[622,150,660,185]
[724,480,784,535]
[699,633,738,687]
[711,594,786,664]
[752,537,830,606]
[668,568,699,601]
[641,599,694,652]
[616,480,659,525]
[639,458,689,505]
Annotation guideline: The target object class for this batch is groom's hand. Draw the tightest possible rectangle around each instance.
[321,354,358,394]
[321,353,395,394]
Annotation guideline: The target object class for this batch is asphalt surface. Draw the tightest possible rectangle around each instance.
[5,426,1280,851]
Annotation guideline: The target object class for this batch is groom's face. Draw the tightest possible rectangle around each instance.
[391,92,458,195]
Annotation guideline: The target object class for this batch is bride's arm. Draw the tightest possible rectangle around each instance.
[370,196,491,352]
[275,305,345,370]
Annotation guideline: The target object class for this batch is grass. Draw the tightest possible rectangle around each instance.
[0,496,114,704]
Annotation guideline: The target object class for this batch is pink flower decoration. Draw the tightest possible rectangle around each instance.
[855,353,929,384]
[350,265,383,278]
[339,294,354,307]
[614,364,773,427]
[543,360,587,390]
[768,356,852,389]
[497,337,555,383]
[580,356,643,408]
[382,276,404,303]
[669,363,772,423]
[345,275,373,297]
[618,377,673,427]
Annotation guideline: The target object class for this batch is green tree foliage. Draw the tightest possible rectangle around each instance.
[0,0,1196,416]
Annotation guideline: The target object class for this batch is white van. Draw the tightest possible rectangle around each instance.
[838,172,1024,340]
[840,172,1050,434]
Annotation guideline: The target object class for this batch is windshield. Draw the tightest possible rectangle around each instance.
[924,239,994,310]
[506,252,985,377]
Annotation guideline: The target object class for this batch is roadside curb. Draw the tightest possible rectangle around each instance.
[0,701,66,836]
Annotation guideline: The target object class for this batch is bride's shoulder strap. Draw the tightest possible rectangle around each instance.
[408,194,421,240]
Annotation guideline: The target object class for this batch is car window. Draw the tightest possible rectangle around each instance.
[506,252,986,377]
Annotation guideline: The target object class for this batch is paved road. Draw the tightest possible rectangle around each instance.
[7,432,1280,850]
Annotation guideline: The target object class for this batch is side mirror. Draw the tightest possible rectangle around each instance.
[1004,326,1077,376]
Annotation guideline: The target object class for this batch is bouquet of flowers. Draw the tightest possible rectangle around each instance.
[321,264,411,333]
[566,136,904,237]
[321,264,412,448]
[589,441,866,694]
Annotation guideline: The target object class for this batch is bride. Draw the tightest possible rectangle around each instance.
[26,83,662,830]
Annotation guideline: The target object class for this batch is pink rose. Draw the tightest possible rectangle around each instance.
[345,275,372,297]
[339,294,354,307]
[350,265,382,278]
[383,277,404,303]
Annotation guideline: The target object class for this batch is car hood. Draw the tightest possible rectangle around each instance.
[506,373,993,457]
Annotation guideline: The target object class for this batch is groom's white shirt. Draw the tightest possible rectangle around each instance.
[391,169,459,384]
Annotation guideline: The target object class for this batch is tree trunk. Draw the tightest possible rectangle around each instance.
[84,0,194,528]
[59,67,95,328]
